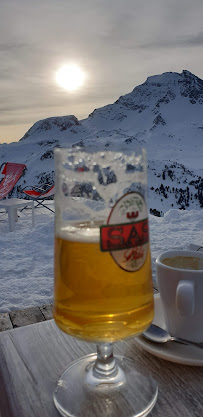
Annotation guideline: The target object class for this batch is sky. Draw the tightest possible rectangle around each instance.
[1,0,203,143]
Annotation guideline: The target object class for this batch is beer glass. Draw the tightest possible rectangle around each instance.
[53,147,158,417]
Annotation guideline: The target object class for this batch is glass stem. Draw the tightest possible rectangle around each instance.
[93,343,118,379]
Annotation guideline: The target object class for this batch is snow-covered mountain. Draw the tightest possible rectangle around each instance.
[0,70,202,215]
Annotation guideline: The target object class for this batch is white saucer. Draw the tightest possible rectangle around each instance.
[135,293,203,366]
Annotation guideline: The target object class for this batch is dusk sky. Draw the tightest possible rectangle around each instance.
[1,0,203,143]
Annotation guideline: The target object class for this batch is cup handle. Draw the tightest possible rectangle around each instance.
[176,280,195,316]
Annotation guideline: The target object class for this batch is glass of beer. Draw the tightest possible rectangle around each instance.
[53,147,158,417]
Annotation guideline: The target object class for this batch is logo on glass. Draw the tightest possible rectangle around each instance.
[100,192,149,272]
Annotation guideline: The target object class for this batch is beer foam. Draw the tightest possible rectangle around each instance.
[57,223,100,243]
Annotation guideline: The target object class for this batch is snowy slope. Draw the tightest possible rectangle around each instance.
[0,70,202,214]
[0,204,202,311]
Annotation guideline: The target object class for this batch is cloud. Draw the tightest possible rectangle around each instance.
[0,42,29,52]
[139,33,203,49]
[183,33,203,46]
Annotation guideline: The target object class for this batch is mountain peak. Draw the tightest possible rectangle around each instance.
[20,115,80,142]
[114,69,203,111]
[145,70,203,98]
[145,71,180,85]
[0,69,202,215]
[145,70,200,85]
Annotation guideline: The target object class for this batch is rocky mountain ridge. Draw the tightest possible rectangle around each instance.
[0,69,202,215]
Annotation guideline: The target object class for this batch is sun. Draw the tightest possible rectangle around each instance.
[56,64,86,92]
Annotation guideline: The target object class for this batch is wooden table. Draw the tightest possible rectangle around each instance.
[0,319,202,417]
[0,198,34,232]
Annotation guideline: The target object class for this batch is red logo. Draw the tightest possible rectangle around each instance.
[100,192,149,272]
[100,219,149,252]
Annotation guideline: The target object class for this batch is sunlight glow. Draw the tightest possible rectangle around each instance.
[56,64,86,91]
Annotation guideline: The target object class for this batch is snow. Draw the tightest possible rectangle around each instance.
[0,202,202,313]
[0,70,202,312]
[0,70,203,216]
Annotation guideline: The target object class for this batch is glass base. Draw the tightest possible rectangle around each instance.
[53,354,158,417]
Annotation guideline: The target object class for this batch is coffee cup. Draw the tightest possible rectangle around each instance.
[156,250,203,343]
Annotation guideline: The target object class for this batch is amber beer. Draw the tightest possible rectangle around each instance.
[54,223,154,342]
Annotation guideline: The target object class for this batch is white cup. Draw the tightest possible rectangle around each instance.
[156,250,203,343]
